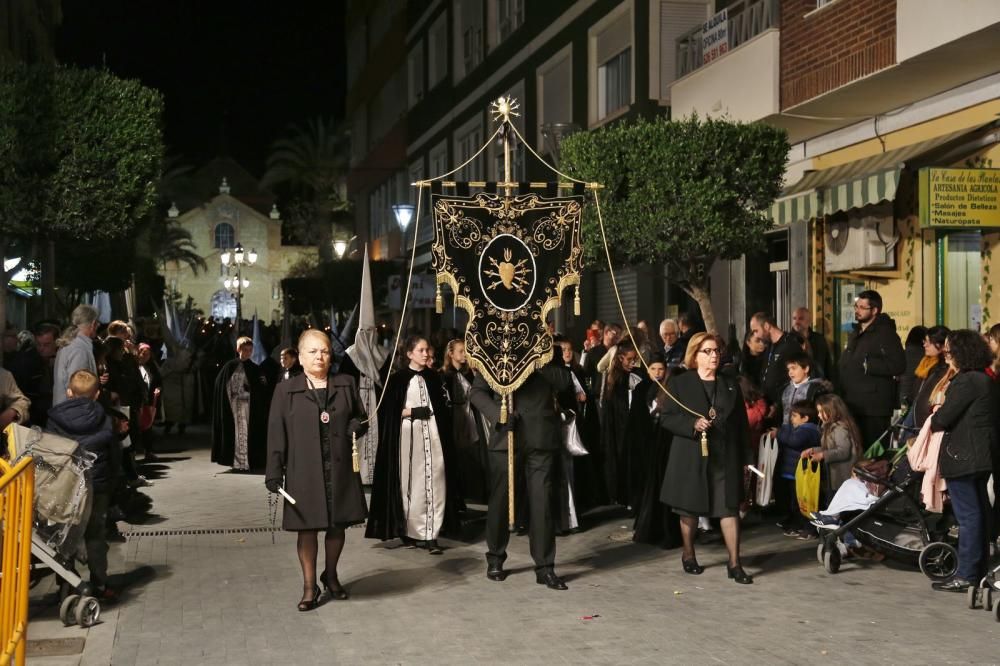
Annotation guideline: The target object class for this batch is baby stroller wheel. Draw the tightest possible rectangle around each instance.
[968,586,982,609]
[75,596,100,628]
[60,595,80,626]
[816,543,826,566]
[918,542,958,581]
[823,548,841,574]
[993,597,1000,622]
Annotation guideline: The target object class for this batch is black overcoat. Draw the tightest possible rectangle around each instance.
[658,371,749,515]
[468,365,573,452]
[211,358,274,469]
[265,373,368,530]
[930,370,997,479]
[836,313,906,417]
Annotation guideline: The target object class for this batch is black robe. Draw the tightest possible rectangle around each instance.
[630,377,682,547]
[443,368,490,504]
[365,366,462,541]
[211,358,275,470]
[600,370,642,507]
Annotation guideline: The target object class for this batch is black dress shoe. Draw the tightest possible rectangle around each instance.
[486,562,506,582]
[932,577,971,592]
[681,557,704,575]
[536,571,568,590]
[320,570,349,600]
[727,564,754,584]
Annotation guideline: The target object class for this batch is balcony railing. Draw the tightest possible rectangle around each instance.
[676,0,779,78]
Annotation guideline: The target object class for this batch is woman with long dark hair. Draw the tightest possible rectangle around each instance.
[928,330,997,592]
[366,335,459,553]
[910,326,952,429]
[599,340,641,508]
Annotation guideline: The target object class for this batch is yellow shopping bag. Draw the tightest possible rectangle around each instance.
[795,458,822,517]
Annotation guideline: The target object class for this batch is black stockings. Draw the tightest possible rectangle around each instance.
[296,528,346,599]
[678,515,742,567]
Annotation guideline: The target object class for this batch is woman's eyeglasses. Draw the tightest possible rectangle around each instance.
[698,348,721,356]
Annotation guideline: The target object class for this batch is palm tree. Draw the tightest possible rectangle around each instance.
[262,117,352,261]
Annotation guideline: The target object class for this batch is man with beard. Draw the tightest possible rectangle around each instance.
[9,322,60,427]
[791,307,832,380]
[836,290,906,448]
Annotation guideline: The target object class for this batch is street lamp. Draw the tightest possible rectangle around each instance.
[332,238,349,260]
[392,204,414,234]
[221,241,257,325]
[540,122,581,168]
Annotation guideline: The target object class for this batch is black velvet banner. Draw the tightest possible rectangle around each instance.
[431,191,584,396]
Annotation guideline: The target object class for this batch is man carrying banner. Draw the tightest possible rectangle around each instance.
[470,364,573,589]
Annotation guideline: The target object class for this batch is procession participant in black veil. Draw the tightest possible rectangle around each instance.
[599,340,642,509]
[631,354,682,548]
[551,337,588,534]
[265,329,368,611]
[211,336,274,471]
[365,336,460,553]
[440,339,489,504]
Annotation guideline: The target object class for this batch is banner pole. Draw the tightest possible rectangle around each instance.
[508,393,515,532]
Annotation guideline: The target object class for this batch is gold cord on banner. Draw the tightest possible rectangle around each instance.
[435,283,443,314]
[507,394,515,531]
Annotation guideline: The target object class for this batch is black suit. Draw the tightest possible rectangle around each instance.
[469,366,572,573]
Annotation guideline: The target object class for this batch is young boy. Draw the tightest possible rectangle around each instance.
[779,352,821,424]
[47,369,121,601]
[776,399,821,537]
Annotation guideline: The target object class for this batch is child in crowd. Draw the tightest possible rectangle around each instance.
[802,393,862,500]
[776,400,821,537]
[779,352,822,424]
[46,369,122,601]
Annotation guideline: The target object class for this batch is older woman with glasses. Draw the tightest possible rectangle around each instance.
[658,332,753,583]
[265,329,369,611]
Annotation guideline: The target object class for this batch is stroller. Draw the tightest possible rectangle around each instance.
[7,424,103,628]
[815,413,958,579]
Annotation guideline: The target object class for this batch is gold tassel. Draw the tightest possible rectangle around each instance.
[573,285,581,317]
[435,283,443,314]
[499,394,508,424]
[352,431,361,473]
[700,431,709,458]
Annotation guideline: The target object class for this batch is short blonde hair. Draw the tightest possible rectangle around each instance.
[68,369,100,399]
[683,332,723,370]
[297,329,331,351]
[236,336,253,350]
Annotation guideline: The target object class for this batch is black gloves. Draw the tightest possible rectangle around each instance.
[349,418,368,439]
[409,406,432,420]
[265,478,281,494]
[497,412,522,434]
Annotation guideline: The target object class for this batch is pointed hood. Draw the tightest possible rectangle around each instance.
[347,245,388,381]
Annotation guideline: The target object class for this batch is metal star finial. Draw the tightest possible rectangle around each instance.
[491,96,520,125]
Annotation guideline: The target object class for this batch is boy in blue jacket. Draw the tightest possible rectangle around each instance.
[47,369,121,601]
[777,400,821,537]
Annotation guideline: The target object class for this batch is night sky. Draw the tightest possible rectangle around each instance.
[56,0,346,175]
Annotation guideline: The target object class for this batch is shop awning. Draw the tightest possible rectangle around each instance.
[769,128,974,225]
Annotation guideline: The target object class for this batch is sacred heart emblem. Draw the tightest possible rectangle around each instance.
[498,248,516,289]
[479,234,535,311]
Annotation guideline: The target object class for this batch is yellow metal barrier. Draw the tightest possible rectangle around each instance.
[0,455,35,666]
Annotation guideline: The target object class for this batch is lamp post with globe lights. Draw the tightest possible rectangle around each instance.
[221,242,257,326]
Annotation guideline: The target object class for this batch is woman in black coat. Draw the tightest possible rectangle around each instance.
[928,330,998,592]
[659,332,752,584]
[600,340,641,508]
[265,330,368,611]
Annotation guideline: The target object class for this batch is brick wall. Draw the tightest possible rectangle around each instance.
[780,0,896,109]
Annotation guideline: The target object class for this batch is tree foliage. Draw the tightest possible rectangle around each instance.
[561,115,788,332]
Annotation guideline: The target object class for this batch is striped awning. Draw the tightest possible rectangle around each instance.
[769,128,975,226]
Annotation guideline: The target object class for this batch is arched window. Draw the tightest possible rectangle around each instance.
[214,222,235,249]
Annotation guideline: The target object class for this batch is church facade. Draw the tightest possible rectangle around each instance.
[160,167,317,324]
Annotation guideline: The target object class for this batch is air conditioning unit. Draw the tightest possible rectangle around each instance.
[824,209,899,273]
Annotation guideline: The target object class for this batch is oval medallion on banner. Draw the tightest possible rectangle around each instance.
[478,234,536,312]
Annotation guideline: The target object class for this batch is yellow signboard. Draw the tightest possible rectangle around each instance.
[919,167,1000,228]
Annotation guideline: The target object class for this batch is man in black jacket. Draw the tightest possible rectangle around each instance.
[836,290,906,448]
[469,364,573,590]
[48,369,122,601]
[791,307,832,380]
[749,312,803,410]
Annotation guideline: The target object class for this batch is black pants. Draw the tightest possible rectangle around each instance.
[856,414,891,451]
[486,448,555,573]
[85,491,110,588]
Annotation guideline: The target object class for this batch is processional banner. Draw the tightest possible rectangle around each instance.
[430,187,584,397]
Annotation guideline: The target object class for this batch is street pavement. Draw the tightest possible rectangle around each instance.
[26,425,1000,665]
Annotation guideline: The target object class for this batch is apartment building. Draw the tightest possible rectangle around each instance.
[672,0,1000,349]
[346,0,714,334]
